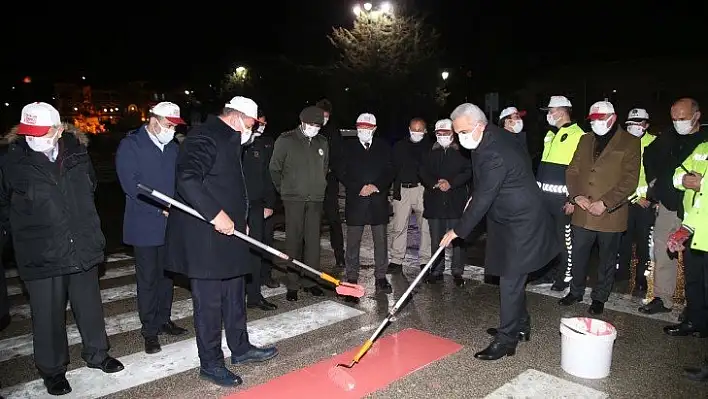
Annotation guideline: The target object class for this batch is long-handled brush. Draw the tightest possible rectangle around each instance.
[328,244,447,388]
[137,184,365,298]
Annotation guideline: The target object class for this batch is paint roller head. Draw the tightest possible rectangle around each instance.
[335,282,365,298]
[328,365,356,391]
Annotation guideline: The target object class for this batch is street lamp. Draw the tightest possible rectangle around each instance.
[236,66,246,74]
[353,4,361,15]
[184,90,190,95]
[441,71,449,81]
[363,2,372,11]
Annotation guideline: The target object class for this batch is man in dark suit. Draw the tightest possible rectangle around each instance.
[166,96,277,387]
[441,103,559,360]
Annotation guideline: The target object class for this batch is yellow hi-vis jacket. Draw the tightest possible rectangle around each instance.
[673,141,708,252]
[536,123,585,196]
[632,132,657,200]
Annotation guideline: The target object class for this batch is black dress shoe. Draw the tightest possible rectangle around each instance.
[286,290,298,302]
[304,286,324,296]
[474,340,516,360]
[376,278,392,293]
[87,356,124,373]
[248,298,278,311]
[453,276,465,287]
[263,278,280,288]
[639,298,671,314]
[159,320,188,336]
[551,281,569,291]
[425,274,443,284]
[486,328,530,342]
[387,262,402,273]
[231,346,279,365]
[663,321,708,337]
[558,293,583,306]
[684,362,708,382]
[44,374,72,396]
[144,336,161,354]
[588,300,604,315]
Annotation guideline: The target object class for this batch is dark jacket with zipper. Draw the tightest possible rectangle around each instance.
[0,126,105,281]
[165,115,251,279]
[392,136,432,200]
[419,142,472,219]
[644,127,708,217]
[243,135,277,209]
[270,127,329,202]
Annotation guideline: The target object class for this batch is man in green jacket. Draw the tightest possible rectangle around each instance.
[270,106,329,301]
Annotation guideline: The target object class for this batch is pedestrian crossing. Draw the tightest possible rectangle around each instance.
[0,225,669,398]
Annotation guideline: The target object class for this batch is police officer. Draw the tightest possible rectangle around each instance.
[535,96,586,290]
[617,108,656,292]
[243,113,278,311]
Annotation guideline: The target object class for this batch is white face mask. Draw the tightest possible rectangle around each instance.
[256,124,265,135]
[410,130,425,143]
[155,120,176,144]
[546,113,559,127]
[357,128,374,143]
[436,135,453,147]
[674,115,696,135]
[509,120,523,134]
[26,133,59,153]
[590,118,613,136]
[323,116,329,126]
[302,123,320,138]
[626,124,645,138]
[458,124,484,150]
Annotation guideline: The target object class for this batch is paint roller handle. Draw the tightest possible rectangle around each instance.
[390,245,446,315]
[352,340,374,363]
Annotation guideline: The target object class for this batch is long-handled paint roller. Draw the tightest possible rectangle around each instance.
[137,184,365,298]
[328,244,447,389]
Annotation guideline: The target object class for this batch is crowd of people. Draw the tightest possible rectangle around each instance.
[0,92,706,395]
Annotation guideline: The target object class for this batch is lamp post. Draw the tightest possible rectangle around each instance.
[352,2,394,18]
[441,71,449,81]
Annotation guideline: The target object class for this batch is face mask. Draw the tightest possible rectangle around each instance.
[436,135,453,147]
[302,124,320,138]
[410,131,425,143]
[590,118,613,136]
[256,125,265,134]
[458,124,483,150]
[626,124,645,138]
[155,120,176,144]
[323,117,329,126]
[546,113,559,126]
[357,128,373,143]
[674,115,696,135]
[509,120,523,134]
[26,133,59,153]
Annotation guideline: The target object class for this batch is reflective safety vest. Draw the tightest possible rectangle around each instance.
[674,142,708,252]
[631,132,657,200]
[536,123,585,196]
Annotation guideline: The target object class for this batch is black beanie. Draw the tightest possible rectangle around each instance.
[300,106,325,125]
[316,99,333,114]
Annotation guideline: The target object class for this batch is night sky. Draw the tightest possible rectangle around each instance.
[1,1,702,89]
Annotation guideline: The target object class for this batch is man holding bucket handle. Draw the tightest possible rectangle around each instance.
[440,103,558,360]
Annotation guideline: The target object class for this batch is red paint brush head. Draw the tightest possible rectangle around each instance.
[327,366,357,391]
[335,282,365,298]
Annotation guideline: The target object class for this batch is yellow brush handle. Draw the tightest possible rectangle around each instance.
[320,273,341,285]
[353,340,374,363]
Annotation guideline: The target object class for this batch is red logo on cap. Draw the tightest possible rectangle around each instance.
[23,114,37,125]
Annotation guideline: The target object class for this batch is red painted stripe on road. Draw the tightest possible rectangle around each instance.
[224,328,463,399]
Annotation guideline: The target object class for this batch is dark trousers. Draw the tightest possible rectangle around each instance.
[569,226,623,302]
[283,201,323,290]
[262,210,275,280]
[324,178,345,260]
[133,245,174,338]
[683,244,708,332]
[428,218,464,277]
[542,193,572,282]
[497,273,530,345]
[246,205,266,303]
[0,233,8,322]
[345,224,388,281]
[190,277,250,369]
[618,203,655,286]
[24,267,109,377]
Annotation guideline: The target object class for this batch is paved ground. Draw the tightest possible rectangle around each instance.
[0,176,705,398]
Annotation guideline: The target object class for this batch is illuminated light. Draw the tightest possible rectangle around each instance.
[441,71,449,80]
[23,76,31,84]
[141,117,146,122]
[4,103,8,106]
[103,108,108,112]
[236,66,246,74]
[353,4,361,15]
[363,2,372,11]
[184,90,190,95]
[82,76,86,80]
[11,86,15,90]
[73,107,78,111]
[380,2,392,13]
[613,89,617,93]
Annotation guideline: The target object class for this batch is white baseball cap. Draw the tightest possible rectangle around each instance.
[225,96,258,119]
[627,108,649,121]
[356,113,377,127]
[588,101,616,120]
[151,102,185,125]
[542,96,572,110]
[18,102,61,136]
[435,119,452,132]
[499,106,527,120]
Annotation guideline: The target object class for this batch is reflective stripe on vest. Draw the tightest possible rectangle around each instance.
[537,181,568,195]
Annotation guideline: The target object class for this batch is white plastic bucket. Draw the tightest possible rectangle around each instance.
[560,317,617,379]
